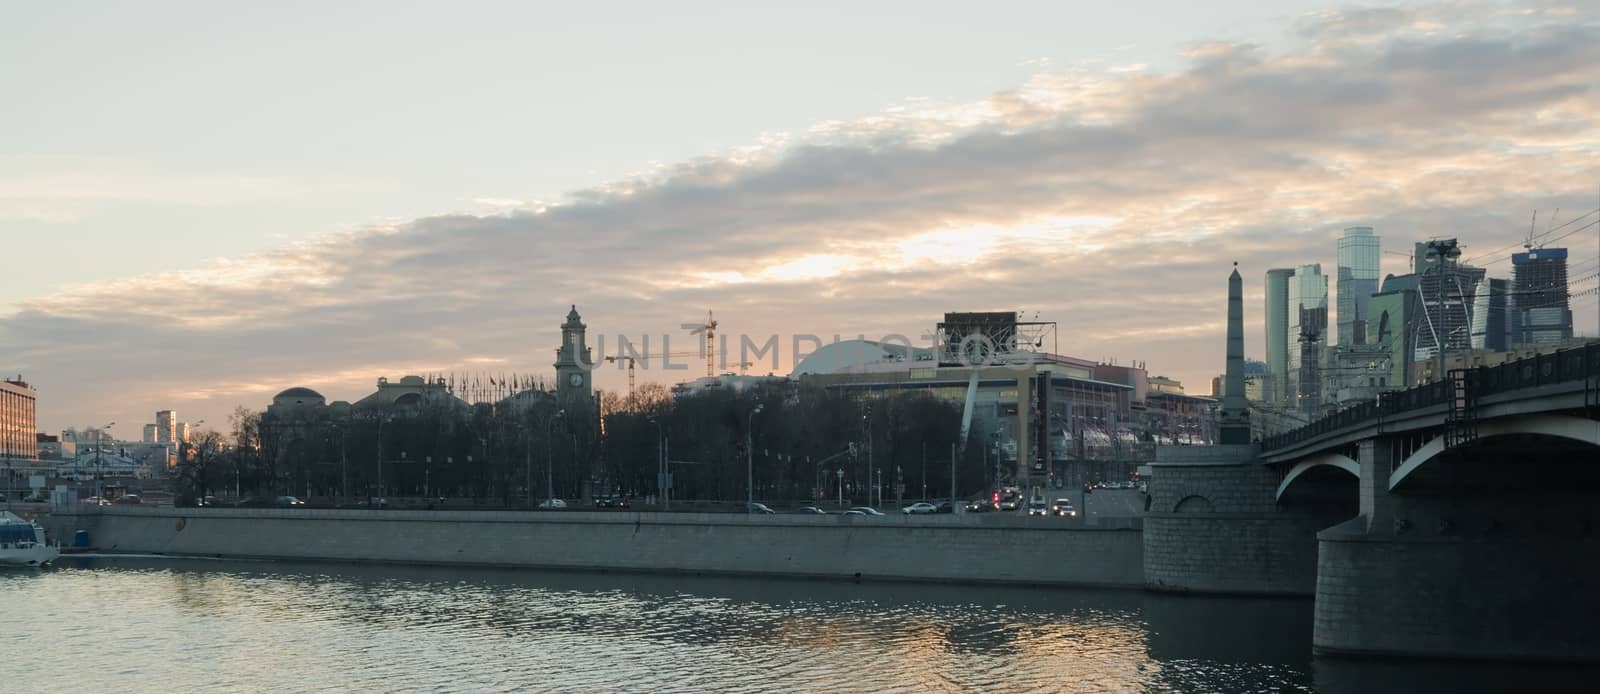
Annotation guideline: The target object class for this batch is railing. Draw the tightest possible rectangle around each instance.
[1261,342,1600,453]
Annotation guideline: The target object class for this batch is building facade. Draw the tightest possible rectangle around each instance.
[1286,264,1328,413]
[156,410,177,444]
[2,377,38,460]
[1512,247,1573,348]
[1264,268,1295,405]
[1336,226,1380,347]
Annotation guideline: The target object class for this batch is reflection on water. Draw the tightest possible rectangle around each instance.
[0,558,1588,693]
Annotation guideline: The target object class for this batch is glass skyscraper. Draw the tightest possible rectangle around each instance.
[1264,268,1295,405]
[1286,264,1328,412]
[1336,226,1380,346]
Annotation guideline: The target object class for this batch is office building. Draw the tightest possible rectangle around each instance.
[156,410,177,444]
[1414,243,1485,362]
[1469,277,1512,352]
[1512,247,1573,347]
[2,377,38,460]
[1286,264,1328,413]
[1336,226,1380,346]
[1264,268,1295,405]
[142,424,157,443]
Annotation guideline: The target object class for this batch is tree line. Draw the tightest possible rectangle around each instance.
[173,382,995,508]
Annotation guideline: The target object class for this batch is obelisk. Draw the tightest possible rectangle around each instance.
[1220,263,1252,444]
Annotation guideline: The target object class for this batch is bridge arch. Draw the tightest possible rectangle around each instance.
[1389,415,1600,491]
[1275,453,1359,503]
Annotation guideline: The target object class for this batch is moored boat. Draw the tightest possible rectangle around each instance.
[1,511,60,567]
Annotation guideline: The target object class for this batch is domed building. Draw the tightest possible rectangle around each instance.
[272,387,326,409]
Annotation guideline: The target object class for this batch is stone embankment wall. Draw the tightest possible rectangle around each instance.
[49,507,1144,588]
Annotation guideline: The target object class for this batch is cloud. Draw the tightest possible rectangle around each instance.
[4,2,1599,431]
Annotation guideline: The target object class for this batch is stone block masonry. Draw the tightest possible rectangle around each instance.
[51,507,1145,588]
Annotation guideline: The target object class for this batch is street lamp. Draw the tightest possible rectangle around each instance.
[648,416,667,510]
[96,422,115,501]
[836,468,845,507]
[545,409,566,508]
[746,404,763,514]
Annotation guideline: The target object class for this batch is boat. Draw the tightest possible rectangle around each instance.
[1,511,60,567]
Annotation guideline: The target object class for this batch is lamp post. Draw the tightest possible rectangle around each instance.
[96,422,115,501]
[836,468,844,507]
[649,417,666,510]
[545,409,565,508]
[1424,238,1461,382]
[746,404,763,513]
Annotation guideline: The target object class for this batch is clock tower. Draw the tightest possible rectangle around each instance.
[554,305,593,402]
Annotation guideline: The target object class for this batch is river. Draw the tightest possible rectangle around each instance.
[2,557,1589,693]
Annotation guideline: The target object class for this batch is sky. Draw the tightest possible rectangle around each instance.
[3,0,1598,435]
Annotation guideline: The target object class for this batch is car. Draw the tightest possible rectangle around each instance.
[1025,499,1049,516]
[746,502,776,514]
[794,506,827,514]
[114,494,143,505]
[275,496,307,507]
[902,502,938,515]
[936,501,955,514]
[842,509,866,516]
[848,506,884,516]
[964,499,993,512]
[538,498,567,509]
[1052,499,1078,517]
[999,498,1021,511]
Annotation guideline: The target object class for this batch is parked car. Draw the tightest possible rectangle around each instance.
[538,498,567,509]
[1052,499,1078,517]
[902,502,938,515]
[936,501,955,514]
[848,506,885,516]
[275,496,306,507]
[842,509,866,516]
[114,494,143,505]
[746,502,776,514]
[1026,499,1049,516]
[794,506,827,514]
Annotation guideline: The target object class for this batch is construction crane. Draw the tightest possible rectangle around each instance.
[606,350,721,397]
[682,310,718,378]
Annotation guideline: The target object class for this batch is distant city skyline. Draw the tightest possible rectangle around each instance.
[3,1,1598,433]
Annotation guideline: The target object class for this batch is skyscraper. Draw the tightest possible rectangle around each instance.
[1337,226,1380,346]
[1286,264,1328,411]
[1264,268,1295,405]
[1512,247,1573,347]
[156,410,177,444]
[1414,242,1484,362]
[1469,277,1511,352]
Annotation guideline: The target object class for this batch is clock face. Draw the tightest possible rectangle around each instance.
[569,373,584,387]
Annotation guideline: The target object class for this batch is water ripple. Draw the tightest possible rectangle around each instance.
[23,556,1547,693]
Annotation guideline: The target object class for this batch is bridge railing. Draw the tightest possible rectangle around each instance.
[1261,342,1600,453]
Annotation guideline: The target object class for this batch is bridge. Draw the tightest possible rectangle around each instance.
[1143,266,1600,663]
[1262,343,1600,503]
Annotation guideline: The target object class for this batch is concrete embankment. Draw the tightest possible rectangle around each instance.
[47,507,1144,588]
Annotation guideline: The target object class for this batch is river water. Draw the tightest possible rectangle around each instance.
[2,557,1589,693]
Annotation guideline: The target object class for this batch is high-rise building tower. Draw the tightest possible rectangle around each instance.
[1469,277,1512,352]
[1414,242,1484,362]
[1336,226,1380,346]
[142,424,157,443]
[1,377,38,460]
[1286,264,1328,410]
[1512,247,1572,347]
[1264,268,1295,405]
[156,410,177,444]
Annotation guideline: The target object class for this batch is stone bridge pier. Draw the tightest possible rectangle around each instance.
[1313,424,1600,662]
[1143,445,1356,595]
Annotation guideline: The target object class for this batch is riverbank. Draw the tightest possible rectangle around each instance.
[45,506,1144,588]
